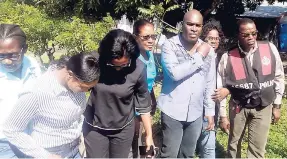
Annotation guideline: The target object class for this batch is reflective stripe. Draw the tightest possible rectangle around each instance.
[258,43,272,75]
[230,49,246,80]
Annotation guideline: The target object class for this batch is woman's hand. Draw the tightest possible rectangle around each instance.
[141,113,154,158]
[145,135,155,158]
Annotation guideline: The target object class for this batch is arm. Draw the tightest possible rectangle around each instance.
[134,67,154,152]
[3,91,51,158]
[203,51,216,130]
[217,53,230,133]
[161,40,205,81]
[217,67,228,117]
[150,88,157,116]
[269,43,285,123]
[216,53,229,117]
[204,51,216,117]
[269,43,285,105]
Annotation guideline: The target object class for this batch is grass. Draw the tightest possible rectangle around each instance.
[32,51,287,157]
[152,83,287,158]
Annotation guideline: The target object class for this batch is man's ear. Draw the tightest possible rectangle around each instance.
[22,44,28,54]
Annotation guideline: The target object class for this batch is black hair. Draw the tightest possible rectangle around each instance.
[0,24,27,47]
[50,52,100,83]
[201,19,226,64]
[98,29,140,68]
[201,19,226,52]
[236,18,255,33]
[133,19,154,35]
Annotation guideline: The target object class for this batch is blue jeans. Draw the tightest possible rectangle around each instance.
[160,112,203,158]
[197,117,216,158]
[0,139,16,158]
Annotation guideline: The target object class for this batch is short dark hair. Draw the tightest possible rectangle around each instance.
[51,52,100,83]
[133,19,154,35]
[98,29,140,68]
[0,24,27,47]
[236,18,255,33]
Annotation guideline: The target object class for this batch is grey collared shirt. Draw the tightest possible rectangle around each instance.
[158,34,216,122]
[3,69,86,158]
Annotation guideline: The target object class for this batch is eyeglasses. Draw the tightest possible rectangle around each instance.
[138,34,157,41]
[106,59,131,68]
[0,48,23,61]
[239,31,258,38]
[206,36,220,42]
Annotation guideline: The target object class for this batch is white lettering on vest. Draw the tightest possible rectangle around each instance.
[231,80,274,89]
[259,80,274,89]
[232,83,253,89]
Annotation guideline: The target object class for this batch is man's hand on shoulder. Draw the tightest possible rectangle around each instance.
[197,42,211,57]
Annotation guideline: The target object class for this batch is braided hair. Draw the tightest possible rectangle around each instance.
[0,24,27,47]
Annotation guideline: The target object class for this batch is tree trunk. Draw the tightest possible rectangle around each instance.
[35,54,44,66]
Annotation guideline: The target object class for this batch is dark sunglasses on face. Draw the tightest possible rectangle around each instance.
[0,48,23,61]
[239,31,258,38]
[106,59,131,68]
[138,34,157,41]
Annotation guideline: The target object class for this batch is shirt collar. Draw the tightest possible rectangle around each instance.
[238,41,258,55]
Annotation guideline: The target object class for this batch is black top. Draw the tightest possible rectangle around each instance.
[84,59,151,130]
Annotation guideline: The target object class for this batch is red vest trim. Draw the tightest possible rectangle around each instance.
[230,49,246,80]
[258,43,272,75]
[230,44,272,80]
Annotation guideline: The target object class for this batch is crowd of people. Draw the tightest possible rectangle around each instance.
[0,9,285,158]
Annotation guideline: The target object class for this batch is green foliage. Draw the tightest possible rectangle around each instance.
[0,0,115,64]
[153,84,287,158]
[0,0,55,59]
[216,98,287,158]
[54,16,114,55]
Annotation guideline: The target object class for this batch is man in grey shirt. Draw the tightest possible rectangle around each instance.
[158,9,216,158]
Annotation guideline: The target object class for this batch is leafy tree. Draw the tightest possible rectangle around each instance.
[0,0,115,66]
[54,16,115,55]
[0,0,56,65]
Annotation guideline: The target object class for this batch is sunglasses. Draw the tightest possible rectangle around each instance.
[239,31,258,38]
[206,36,220,42]
[0,48,23,61]
[106,59,131,68]
[138,34,157,41]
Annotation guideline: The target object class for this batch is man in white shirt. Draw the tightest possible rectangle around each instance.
[0,24,41,158]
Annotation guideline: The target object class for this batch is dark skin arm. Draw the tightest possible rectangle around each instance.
[150,88,157,116]
[272,104,281,124]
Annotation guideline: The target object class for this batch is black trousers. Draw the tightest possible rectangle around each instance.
[83,120,135,158]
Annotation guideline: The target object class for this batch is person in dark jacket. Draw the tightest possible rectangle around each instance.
[83,29,154,158]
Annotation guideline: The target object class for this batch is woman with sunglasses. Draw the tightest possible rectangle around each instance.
[3,52,100,158]
[83,29,154,158]
[0,24,42,158]
[128,19,157,158]
[196,19,229,159]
